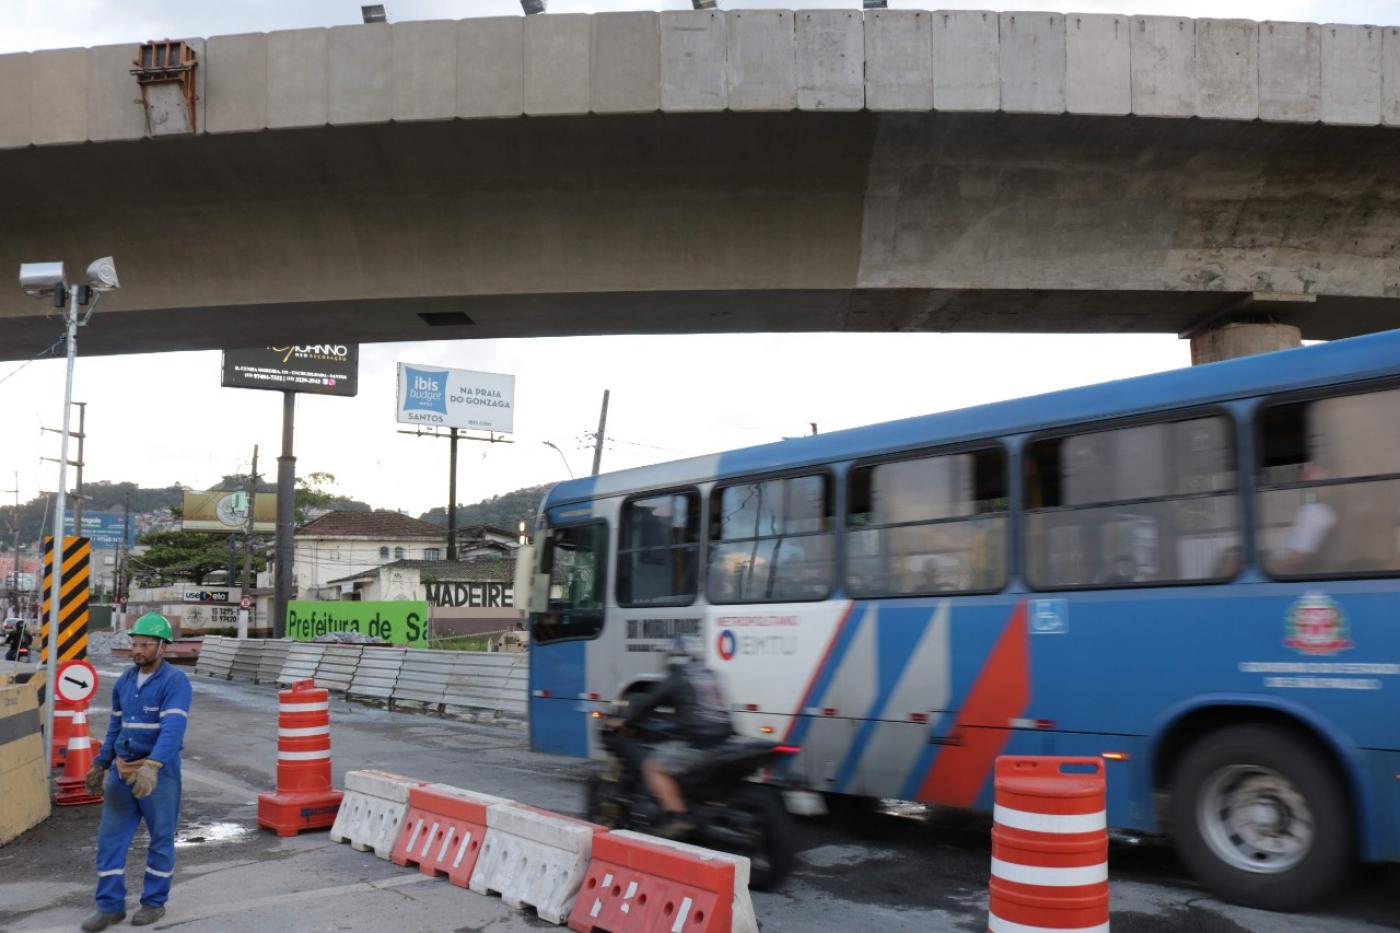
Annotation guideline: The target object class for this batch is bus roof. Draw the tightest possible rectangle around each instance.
[544,328,1400,509]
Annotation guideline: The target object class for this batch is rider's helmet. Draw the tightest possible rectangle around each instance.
[130,612,174,642]
[665,634,703,670]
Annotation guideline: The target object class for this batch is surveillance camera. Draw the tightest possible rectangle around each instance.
[18,261,67,298]
[85,256,119,291]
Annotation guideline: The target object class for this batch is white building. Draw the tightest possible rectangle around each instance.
[295,510,447,599]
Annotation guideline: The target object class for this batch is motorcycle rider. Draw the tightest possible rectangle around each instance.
[612,634,734,839]
[4,619,31,661]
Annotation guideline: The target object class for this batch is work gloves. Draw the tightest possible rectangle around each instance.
[130,760,162,799]
[84,764,106,797]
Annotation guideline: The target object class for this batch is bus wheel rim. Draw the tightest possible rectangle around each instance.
[1198,764,1313,874]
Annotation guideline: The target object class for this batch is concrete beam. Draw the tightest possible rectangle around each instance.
[1066,14,1129,116]
[933,10,999,112]
[30,47,87,146]
[727,10,796,111]
[591,12,660,114]
[328,24,391,125]
[0,54,31,149]
[1321,24,1382,125]
[999,12,1065,114]
[524,14,590,116]
[205,33,267,134]
[1196,19,1259,121]
[1131,16,1195,118]
[86,44,145,142]
[796,9,864,111]
[457,18,523,119]
[1386,27,1400,126]
[864,10,933,112]
[268,29,328,130]
[394,21,457,122]
[660,9,727,112]
[1259,21,1320,123]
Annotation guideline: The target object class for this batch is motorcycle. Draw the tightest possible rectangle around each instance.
[585,708,798,890]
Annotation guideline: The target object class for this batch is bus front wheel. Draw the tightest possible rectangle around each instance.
[1169,724,1351,911]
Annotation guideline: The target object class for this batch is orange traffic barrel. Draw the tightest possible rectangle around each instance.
[988,756,1108,933]
[53,702,103,807]
[257,679,343,836]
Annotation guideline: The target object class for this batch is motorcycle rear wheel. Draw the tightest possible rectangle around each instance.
[723,783,795,891]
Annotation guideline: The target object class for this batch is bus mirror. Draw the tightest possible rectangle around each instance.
[513,544,536,613]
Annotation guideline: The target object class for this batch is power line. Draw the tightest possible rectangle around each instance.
[0,331,66,389]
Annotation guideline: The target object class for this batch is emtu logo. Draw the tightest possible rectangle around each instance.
[403,367,448,414]
[716,629,737,661]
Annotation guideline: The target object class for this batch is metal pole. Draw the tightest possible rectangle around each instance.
[240,444,258,639]
[273,392,296,639]
[447,428,459,561]
[5,472,17,613]
[72,402,86,531]
[591,389,610,476]
[45,287,79,775]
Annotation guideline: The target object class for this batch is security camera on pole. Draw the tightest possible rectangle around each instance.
[17,256,119,773]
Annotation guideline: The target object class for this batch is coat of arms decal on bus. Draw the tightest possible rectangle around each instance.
[1284,592,1353,656]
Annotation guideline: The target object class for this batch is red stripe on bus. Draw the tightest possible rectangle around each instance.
[915,602,1030,807]
[782,601,856,743]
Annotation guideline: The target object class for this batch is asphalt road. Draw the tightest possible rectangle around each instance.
[3,658,1397,933]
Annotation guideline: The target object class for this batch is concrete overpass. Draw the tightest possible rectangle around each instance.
[2,10,1398,362]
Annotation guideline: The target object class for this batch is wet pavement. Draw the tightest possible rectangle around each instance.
[2,652,1397,932]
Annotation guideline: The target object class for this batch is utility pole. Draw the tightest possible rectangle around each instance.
[591,389,610,477]
[117,490,131,629]
[41,402,86,538]
[239,444,258,639]
[274,392,296,640]
[2,472,17,614]
[397,427,513,561]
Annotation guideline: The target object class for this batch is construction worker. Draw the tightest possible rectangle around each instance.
[80,613,191,931]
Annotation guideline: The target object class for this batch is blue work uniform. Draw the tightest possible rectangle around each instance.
[92,659,192,914]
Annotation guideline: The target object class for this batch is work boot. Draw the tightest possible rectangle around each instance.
[79,910,125,932]
[130,905,165,926]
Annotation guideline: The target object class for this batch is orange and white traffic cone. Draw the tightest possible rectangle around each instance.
[988,756,1109,933]
[257,679,343,836]
[53,702,103,807]
[49,697,74,768]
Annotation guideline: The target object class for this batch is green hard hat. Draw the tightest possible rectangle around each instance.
[131,612,173,642]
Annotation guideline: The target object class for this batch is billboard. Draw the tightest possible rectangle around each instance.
[396,363,514,433]
[286,600,429,647]
[182,490,277,533]
[63,512,137,549]
[222,345,359,396]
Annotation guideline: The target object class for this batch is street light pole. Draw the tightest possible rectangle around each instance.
[44,286,80,775]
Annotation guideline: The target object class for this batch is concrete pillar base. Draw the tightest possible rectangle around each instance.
[1189,320,1303,365]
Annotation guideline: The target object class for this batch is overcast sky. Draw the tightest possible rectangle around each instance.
[0,1,1382,518]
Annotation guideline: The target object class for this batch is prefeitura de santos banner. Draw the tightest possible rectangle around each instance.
[285,601,429,647]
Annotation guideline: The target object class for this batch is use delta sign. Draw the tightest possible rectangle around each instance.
[286,601,429,647]
[396,363,514,434]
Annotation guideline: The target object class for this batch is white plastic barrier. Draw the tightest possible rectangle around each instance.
[469,803,601,925]
[328,769,424,859]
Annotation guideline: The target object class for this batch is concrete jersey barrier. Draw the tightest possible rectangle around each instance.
[314,644,364,693]
[277,642,326,685]
[230,639,267,681]
[348,647,405,702]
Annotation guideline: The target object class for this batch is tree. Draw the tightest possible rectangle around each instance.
[132,530,266,585]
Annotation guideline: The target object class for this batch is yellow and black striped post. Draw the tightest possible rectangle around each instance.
[42,535,90,665]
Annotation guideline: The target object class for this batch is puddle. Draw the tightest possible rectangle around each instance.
[175,821,252,848]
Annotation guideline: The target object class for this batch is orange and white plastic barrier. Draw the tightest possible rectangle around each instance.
[988,756,1109,933]
[330,769,427,859]
[568,829,759,933]
[49,699,74,768]
[392,783,510,884]
[53,702,102,807]
[469,803,606,925]
[257,679,343,837]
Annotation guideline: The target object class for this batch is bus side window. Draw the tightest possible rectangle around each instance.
[532,522,608,644]
[1024,415,1240,589]
[707,474,833,603]
[1258,387,1400,577]
[618,491,701,606]
[847,447,1008,597]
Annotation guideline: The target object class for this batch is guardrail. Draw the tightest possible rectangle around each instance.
[195,637,527,719]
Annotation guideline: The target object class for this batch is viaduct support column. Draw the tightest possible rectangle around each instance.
[1186,294,1310,364]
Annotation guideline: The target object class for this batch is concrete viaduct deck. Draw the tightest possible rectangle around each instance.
[2,11,1398,361]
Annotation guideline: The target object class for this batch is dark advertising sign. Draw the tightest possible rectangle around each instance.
[222,345,359,396]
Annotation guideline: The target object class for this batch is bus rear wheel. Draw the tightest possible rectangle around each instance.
[1169,724,1351,911]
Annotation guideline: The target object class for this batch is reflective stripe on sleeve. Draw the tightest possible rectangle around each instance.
[159,708,188,718]
[122,722,160,730]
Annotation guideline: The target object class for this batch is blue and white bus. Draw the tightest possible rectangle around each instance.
[521,329,1400,910]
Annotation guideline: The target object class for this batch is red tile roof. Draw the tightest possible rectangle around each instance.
[297,510,446,540]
